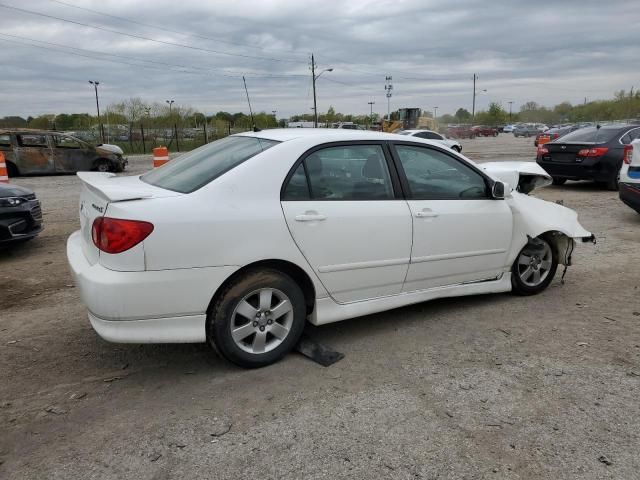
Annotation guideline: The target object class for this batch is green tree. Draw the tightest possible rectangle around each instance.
[454,108,471,122]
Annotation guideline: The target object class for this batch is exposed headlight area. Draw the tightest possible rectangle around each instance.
[0,196,27,207]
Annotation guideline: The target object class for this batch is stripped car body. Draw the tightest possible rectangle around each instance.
[0,129,127,176]
[67,129,594,367]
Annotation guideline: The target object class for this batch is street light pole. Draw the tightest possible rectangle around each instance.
[166,99,174,115]
[472,73,477,123]
[433,106,438,121]
[310,53,333,128]
[508,101,513,122]
[89,80,103,143]
[368,101,375,128]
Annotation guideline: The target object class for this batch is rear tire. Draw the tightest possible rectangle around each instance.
[207,269,306,368]
[552,177,567,186]
[511,236,558,296]
[6,162,19,178]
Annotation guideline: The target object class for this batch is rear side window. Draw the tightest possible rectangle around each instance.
[416,132,443,140]
[18,134,48,147]
[0,134,10,147]
[282,144,394,200]
[621,128,640,144]
[142,136,279,193]
[560,127,621,144]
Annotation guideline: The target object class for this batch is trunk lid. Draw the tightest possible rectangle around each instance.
[77,172,180,265]
[544,142,593,163]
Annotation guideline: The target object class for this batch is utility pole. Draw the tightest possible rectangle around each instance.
[368,101,375,128]
[311,54,317,127]
[166,99,175,115]
[472,73,477,123]
[508,101,513,122]
[310,54,333,128]
[433,106,438,120]
[89,80,103,143]
[385,75,393,120]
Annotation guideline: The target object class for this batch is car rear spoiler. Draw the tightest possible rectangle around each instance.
[76,172,167,202]
[480,161,552,194]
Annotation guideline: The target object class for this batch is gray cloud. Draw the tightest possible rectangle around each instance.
[0,0,637,118]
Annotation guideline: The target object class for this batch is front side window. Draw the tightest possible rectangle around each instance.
[395,145,487,199]
[142,136,279,193]
[282,144,394,200]
[53,135,84,149]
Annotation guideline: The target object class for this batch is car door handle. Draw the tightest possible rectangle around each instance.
[415,210,438,218]
[295,212,327,222]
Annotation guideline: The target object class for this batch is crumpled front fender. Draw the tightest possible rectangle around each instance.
[507,193,594,265]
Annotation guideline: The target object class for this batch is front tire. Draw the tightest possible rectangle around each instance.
[207,269,306,368]
[511,236,558,296]
[94,159,111,172]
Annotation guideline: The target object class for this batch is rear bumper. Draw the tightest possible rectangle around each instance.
[536,158,616,182]
[67,230,239,343]
[619,182,640,212]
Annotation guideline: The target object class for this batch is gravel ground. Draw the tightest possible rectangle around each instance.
[1,134,639,479]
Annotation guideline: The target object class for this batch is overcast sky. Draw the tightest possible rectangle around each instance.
[1,0,638,119]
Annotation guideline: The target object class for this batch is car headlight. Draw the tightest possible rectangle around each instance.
[0,197,26,207]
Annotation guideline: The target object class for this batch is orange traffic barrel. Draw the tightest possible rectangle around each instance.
[153,146,169,168]
[0,152,8,183]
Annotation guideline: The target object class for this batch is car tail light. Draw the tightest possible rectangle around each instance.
[92,217,154,254]
[537,146,549,155]
[623,144,633,164]
[577,147,609,157]
[552,133,559,139]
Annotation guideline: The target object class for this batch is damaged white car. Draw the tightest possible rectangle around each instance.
[67,129,594,368]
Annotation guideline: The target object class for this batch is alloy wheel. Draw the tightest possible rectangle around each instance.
[516,241,553,287]
[230,288,294,354]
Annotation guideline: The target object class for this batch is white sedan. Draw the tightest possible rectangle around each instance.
[67,129,593,368]
[398,129,462,152]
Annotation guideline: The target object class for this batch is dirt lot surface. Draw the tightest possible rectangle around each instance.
[1,134,639,479]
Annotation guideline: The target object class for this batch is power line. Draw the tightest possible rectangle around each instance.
[0,3,306,64]
[46,0,308,60]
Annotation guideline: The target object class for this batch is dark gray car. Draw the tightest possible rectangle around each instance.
[0,183,43,245]
[0,129,127,177]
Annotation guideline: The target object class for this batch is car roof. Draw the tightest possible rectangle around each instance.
[400,129,439,134]
[235,128,423,143]
[0,128,65,135]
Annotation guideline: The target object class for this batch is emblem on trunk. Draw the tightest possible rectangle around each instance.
[92,203,104,213]
[561,145,566,150]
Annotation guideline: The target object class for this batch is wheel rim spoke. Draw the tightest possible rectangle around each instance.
[521,266,533,281]
[270,299,292,321]
[518,254,532,266]
[259,289,273,311]
[541,259,552,271]
[252,331,267,353]
[532,269,541,284]
[231,323,254,342]
[269,322,289,340]
[235,300,258,320]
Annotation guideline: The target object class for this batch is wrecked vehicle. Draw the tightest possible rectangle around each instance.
[0,183,43,245]
[0,129,127,176]
[67,129,594,368]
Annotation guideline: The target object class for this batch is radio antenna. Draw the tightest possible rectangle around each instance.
[242,76,259,132]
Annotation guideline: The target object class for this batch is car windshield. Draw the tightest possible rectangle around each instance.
[141,136,279,193]
[558,126,621,144]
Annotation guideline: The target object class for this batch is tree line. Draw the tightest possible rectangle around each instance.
[1,90,638,131]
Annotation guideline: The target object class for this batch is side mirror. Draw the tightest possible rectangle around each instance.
[492,181,507,199]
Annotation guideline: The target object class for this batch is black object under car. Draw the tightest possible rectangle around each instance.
[0,183,43,245]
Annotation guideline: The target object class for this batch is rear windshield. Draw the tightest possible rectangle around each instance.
[141,136,279,193]
[558,126,621,144]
